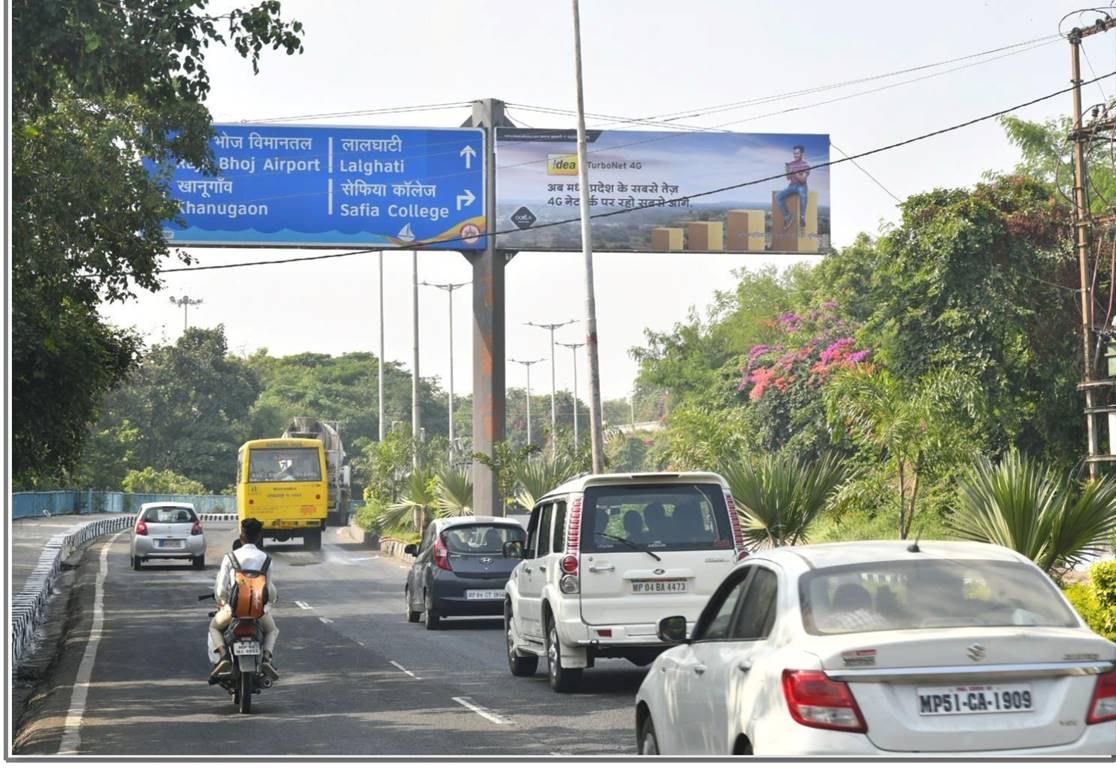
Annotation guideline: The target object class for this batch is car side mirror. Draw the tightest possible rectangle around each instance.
[658,615,689,644]
[403,543,418,556]
[502,540,524,559]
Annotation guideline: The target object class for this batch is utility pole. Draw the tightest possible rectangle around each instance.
[510,358,544,447]
[526,319,575,453]
[557,341,585,445]
[168,295,203,333]
[1069,17,1116,479]
[412,251,421,469]
[378,251,385,443]
[422,280,470,463]
[572,0,605,473]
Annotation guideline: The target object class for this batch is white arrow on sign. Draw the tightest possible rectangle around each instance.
[459,144,477,169]
[456,189,476,211]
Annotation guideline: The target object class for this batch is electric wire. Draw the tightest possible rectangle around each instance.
[159,72,1115,274]
[829,140,902,204]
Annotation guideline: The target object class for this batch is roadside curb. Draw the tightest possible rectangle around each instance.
[379,537,416,564]
[11,515,132,670]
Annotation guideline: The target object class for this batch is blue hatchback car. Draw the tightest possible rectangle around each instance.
[404,516,526,630]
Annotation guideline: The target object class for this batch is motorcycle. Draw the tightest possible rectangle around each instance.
[199,592,273,713]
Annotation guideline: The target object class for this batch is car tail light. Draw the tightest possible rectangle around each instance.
[135,520,148,535]
[433,536,452,571]
[724,492,747,559]
[782,670,866,733]
[1087,667,1116,724]
[561,555,578,574]
[233,623,257,638]
[191,521,203,536]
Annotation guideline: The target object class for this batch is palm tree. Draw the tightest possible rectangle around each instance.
[380,467,438,533]
[515,455,581,511]
[950,450,1116,577]
[435,466,473,517]
[721,454,846,549]
[824,366,979,539]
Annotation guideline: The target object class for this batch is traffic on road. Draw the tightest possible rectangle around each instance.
[12,471,1116,758]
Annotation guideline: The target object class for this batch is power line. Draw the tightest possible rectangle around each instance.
[159,72,1115,274]
[827,141,901,204]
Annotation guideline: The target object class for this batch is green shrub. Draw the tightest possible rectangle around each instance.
[1090,561,1116,638]
[1064,583,1108,639]
[353,499,383,532]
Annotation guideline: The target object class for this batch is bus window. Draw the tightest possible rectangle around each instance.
[248,448,322,482]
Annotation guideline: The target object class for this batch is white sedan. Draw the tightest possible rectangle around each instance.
[635,540,1116,756]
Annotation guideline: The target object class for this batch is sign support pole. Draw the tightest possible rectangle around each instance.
[467,99,516,516]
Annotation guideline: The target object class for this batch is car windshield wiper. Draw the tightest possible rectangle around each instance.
[596,532,662,562]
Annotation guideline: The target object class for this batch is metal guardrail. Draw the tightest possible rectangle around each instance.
[12,490,237,518]
[12,515,133,669]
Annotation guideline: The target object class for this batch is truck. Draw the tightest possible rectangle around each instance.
[282,417,352,528]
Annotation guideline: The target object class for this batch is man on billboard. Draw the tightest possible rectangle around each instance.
[775,145,811,230]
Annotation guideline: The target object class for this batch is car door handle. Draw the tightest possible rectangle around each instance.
[589,564,615,572]
[524,567,533,574]
[539,565,547,572]
[692,664,707,675]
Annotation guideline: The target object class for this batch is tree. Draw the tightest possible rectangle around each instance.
[122,466,207,495]
[13,0,303,484]
[950,450,1116,578]
[722,454,847,549]
[825,367,980,539]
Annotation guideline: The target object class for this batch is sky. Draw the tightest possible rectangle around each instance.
[99,0,1116,404]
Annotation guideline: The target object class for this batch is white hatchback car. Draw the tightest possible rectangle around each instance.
[635,540,1116,756]
[130,502,206,570]
[504,472,747,692]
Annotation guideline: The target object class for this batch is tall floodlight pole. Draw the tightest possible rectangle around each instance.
[510,358,544,447]
[526,319,575,451]
[557,341,585,445]
[168,295,203,333]
[572,0,605,473]
[378,251,386,443]
[422,280,470,463]
[412,251,421,469]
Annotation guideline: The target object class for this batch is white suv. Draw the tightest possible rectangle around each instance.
[503,472,746,692]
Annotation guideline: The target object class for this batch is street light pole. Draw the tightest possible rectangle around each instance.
[412,251,421,469]
[526,319,575,450]
[557,341,585,445]
[572,0,605,473]
[510,358,544,447]
[422,280,470,463]
[378,251,385,443]
[168,295,203,333]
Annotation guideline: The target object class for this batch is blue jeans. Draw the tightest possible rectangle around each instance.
[776,183,808,224]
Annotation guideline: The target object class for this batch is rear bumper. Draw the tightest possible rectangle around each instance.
[756,722,1116,756]
[132,534,205,558]
[429,572,509,617]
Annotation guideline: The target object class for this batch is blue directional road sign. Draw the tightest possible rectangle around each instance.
[151,124,486,250]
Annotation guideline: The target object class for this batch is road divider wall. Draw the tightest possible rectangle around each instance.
[12,515,133,669]
[379,537,416,564]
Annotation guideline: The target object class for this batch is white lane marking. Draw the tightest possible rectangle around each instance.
[389,660,421,680]
[350,556,379,561]
[452,696,513,725]
[294,600,312,610]
[398,565,409,571]
[357,640,366,647]
[59,531,126,754]
[318,617,334,624]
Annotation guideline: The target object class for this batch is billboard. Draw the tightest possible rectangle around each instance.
[150,124,486,249]
[494,128,829,253]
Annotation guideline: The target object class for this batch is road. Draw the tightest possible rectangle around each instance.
[13,523,643,756]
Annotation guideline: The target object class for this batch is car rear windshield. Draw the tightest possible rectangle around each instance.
[248,447,322,482]
[142,507,197,523]
[442,524,524,554]
[799,559,1079,635]
[580,483,734,553]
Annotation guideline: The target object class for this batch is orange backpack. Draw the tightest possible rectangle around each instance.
[227,551,271,619]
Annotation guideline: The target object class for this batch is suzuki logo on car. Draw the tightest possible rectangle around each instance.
[653,568,666,575]
[967,643,986,661]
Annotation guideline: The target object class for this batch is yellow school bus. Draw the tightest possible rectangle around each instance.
[236,438,328,550]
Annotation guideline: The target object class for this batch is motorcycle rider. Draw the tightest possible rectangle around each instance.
[208,517,280,682]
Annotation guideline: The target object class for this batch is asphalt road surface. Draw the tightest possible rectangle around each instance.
[14,524,643,756]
